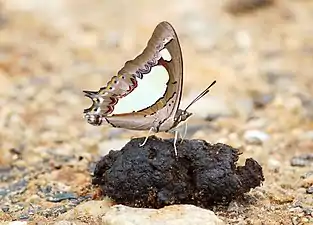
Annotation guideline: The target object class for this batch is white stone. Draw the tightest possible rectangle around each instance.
[57,200,112,220]
[102,204,225,225]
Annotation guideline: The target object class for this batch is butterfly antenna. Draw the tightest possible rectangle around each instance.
[184,80,216,112]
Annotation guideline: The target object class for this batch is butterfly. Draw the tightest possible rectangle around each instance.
[83,21,216,155]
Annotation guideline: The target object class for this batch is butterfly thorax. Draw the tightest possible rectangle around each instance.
[169,109,192,131]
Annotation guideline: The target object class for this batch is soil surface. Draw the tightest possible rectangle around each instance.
[0,0,312,224]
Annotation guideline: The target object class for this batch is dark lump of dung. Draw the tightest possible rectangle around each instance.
[92,136,264,209]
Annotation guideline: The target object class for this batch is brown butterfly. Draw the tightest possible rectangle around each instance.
[83,21,216,155]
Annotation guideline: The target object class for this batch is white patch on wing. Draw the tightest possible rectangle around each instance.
[160,48,172,61]
[113,65,169,114]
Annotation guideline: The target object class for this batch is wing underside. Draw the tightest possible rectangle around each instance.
[83,21,183,131]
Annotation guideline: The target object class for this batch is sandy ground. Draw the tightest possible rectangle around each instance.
[0,0,312,224]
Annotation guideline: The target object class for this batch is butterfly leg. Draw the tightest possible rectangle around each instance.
[173,130,178,157]
[179,122,188,144]
[139,127,154,147]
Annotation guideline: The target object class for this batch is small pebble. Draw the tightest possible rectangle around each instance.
[306,186,313,194]
[300,171,313,179]
[290,154,313,167]
[243,130,270,145]
[19,214,30,220]
[225,0,274,14]
[2,205,9,212]
[253,93,274,108]
[40,205,69,218]
[46,192,77,203]
[268,158,281,172]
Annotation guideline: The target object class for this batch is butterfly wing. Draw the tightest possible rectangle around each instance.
[84,21,183,132]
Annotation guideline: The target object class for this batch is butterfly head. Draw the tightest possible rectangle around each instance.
[83,90,105,126]
[84,113,103,126]
[172,109,192,129]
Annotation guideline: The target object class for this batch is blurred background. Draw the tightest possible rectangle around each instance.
[1,0,313,157]
[0,0,313,223]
